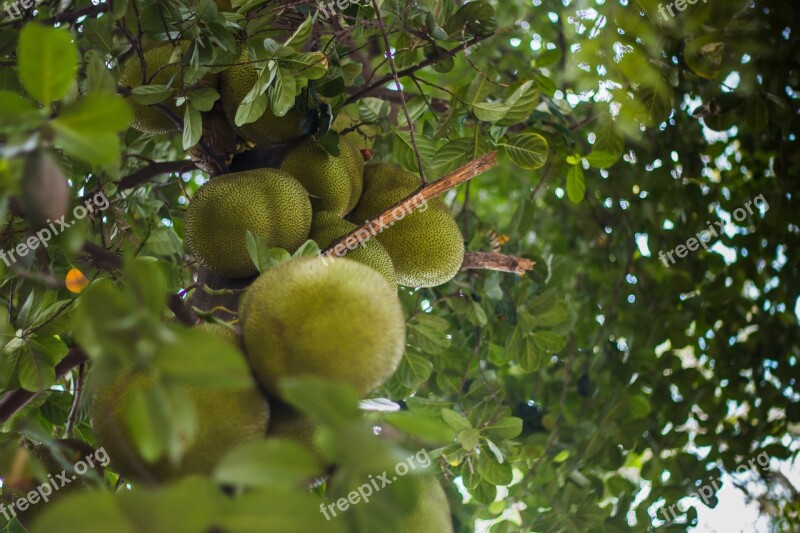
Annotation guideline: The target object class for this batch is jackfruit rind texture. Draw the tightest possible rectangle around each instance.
[185,169,312,279]
[221,50,308,144]
[309,211,396,286]
[349,164,464,288]
[90,324,269,484]
[280,137,364,216]
[241,257,405,397]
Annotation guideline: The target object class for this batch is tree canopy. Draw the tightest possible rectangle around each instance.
[0,0,798,531]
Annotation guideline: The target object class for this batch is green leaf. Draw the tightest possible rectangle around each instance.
[396,349,433,388]
[183,105,202,149]
[215,438,321,487]
[279,376,361,428]
[441,408,472,431]
[29,492,135,533]
[382,412,456,443]
[154,327,253,389]
[566,164,585,203]
[285,52,329,80]
[521,339,549,373]
[18,24,77,104]
[131,85,175,105]
[188,87,220,112]
[477,453,513,485]
[530,331,566,354]
[457,428,480,451]
[483,416,523,439]
[472,102,509,123]
[444,1,498,37]
[586,118,624,169]
[55,93,132,132]
[0,90,44,133]
[499,132,549,169]
[292,239,321,258]
[269,67,296,118]
[245,230,291,272]
[284,16,313,50]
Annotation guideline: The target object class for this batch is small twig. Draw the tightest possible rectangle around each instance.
[343,34,493,106]
[0,348,88,422]
[370,0,427,182]
[323,152,498,258]
[460,252,535,275]
[63,363,86,438]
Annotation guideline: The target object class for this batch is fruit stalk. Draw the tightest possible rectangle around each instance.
[461,251,535,274]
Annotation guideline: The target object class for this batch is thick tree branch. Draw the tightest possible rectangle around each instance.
[0,348,88,423]
[343,34,492,106]
[323,152,498,258]
[117,160,198,191]
[461,252,535,274]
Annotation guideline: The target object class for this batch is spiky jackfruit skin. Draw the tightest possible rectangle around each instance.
[404,476,454,533]
[1,440,102,529]
[332,112,377,150]
[241,257,405,397]
[90,325,269,485]
[310,212,396,286]
[348,164,464,288]
[280,137,364,216]
[221,50,307,144]
[119,43,219,134]
[184,169,312,279]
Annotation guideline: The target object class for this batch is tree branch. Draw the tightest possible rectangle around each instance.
[323,152,498,258]
[460,252,535,274]
[0,348,88,423]
[343,34,492,106]
[117,159,198,191]
[370,0,427,182]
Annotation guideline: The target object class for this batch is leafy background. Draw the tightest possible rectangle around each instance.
[0,0,798,531]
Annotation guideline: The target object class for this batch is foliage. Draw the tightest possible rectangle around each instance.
[0,0,798,531]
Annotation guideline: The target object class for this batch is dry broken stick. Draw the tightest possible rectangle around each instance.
[461,251,535,275]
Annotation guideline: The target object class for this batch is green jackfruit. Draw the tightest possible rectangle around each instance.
[348,164,464,288]
[221,50,309,144]
[404,476,453,533]
[119,43,218,134]
[309,211,396,286]
[90,324,269,484]
[241,257,405,397]
[280,137,364,216]
[267,400,323,466]
[185,169,312,279]
[332,112,377,151]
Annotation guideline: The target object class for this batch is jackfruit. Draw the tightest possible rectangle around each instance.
[241,257,405,397]
[348,164,464,288]
[280,136,364,216]
[332,112,377,151]
[21,151,70,229]
[404,476,453,533]
[90,324,269,484]
[184,169,312,279]
[119,42,218,134]
[1,439,103,529]
[221,50,309,144]
[309,211,395,286]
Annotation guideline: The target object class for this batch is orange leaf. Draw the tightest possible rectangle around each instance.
[65,267,89,294]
